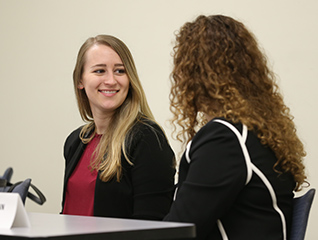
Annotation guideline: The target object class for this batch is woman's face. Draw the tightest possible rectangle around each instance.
[80,44,130,118]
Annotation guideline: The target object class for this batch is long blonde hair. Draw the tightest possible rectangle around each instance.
[170,15,306,191]
[73,35,154,182]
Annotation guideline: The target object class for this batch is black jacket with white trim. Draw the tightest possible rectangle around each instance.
[164,118,295,240]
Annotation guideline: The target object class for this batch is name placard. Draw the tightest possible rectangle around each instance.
[0,193,30,228]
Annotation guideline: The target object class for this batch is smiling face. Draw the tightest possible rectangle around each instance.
[80,44,130,119]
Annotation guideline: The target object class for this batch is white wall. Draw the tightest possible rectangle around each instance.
[0,0,317,238]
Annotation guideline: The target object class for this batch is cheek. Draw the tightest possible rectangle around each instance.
[81,76,98,91]
[121,85,131,103]
[83,85,96,103]
[124,84,131,99]
[121,88,129,102]
[124,78,130,92]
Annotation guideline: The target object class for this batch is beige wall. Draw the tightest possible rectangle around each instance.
[0,0,317,238]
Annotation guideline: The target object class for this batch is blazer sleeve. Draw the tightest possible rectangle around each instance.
[63,127,83,164]
[129,122,176,220]
[164,121,247,239]
[61,127,84,213]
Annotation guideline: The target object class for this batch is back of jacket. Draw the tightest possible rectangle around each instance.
[165,118,295,240]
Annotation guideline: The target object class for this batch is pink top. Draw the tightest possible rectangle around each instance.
[63,134,101,216]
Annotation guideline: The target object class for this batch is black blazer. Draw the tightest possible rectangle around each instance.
[61,120,175,220]
[165,118,295,239]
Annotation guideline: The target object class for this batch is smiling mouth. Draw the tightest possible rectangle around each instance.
[99,90,119,94]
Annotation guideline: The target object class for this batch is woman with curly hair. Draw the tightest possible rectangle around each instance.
[164,15,307,240]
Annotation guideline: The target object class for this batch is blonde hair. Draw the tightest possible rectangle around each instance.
[73,35,155,182]
[170,15,306,191]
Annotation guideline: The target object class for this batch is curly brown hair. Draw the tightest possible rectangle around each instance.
[170,15,307,191]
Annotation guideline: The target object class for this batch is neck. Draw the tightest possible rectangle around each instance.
[93,112,113,134]
[204,113,214,122]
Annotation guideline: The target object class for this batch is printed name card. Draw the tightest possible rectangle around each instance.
[0,193,30,228]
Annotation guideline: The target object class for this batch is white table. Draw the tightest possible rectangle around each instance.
[0,212,195,239]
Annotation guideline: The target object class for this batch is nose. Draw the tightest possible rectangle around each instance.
[103,72,117,85]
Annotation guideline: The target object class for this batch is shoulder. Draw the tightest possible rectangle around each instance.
[203,117,242,132]
[126,118,173,156]
[63,126,84,159]
[131,118,167,141]
[193,118,243,145]
[65,126,83,146]
[188,118,246,163]
[181,118,248,187]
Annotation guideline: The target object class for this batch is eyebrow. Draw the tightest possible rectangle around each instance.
[90,63,124,69]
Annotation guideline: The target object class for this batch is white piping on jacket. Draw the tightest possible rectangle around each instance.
[213,119,287,240]
[250,165,287,240]
[173,140,193,201]
[185,140,192,164]
[213,119,253,185]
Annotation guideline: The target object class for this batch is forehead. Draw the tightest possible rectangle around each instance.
[84,44,123,65]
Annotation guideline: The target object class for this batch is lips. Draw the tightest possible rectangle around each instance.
[99,90,120,97]
[99,90,119,94]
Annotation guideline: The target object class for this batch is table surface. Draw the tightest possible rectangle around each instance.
[0,212,195,239]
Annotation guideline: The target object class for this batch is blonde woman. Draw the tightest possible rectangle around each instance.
[61,35,175,220]
[164,15,307,239]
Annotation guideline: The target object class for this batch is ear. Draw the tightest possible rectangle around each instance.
[78,82,84,89]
